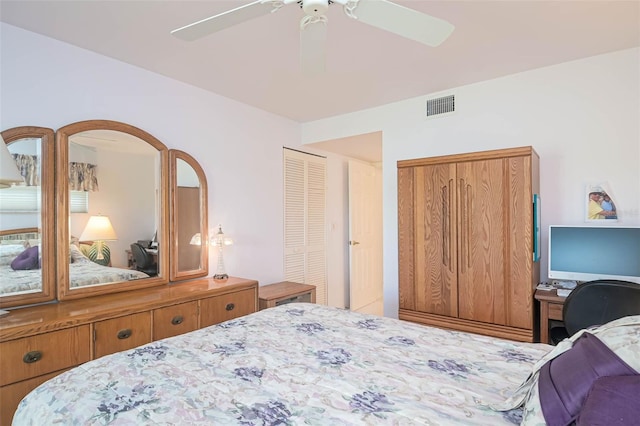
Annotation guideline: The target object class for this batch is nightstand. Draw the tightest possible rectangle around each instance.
[259,281,316,310]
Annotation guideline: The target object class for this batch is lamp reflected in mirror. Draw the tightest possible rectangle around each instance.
[189,233,202,246]
[0,135,24,188]
[80,215,118,266]
[211,224,233,280]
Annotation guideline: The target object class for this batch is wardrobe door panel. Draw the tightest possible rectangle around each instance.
[414,164,458,317]
[505,155,534,329]
[456,158,506,324]
[397,167,415,311]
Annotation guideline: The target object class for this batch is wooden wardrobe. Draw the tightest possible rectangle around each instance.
[398,146,540,342]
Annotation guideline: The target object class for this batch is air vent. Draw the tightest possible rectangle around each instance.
[426,95,455,117]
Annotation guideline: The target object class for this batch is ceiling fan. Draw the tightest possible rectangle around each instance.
[171,0,454,73]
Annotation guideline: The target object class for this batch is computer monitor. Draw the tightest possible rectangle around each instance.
[548,225,640,285]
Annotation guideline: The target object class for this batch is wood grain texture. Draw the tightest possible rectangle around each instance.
[258,281,316,310]
[152,301,199,340]
[397,147,539,341]
[200,287,257,327]
[413,164,458,317]
[397,167,415,311]
[457,158,506,324]
[0,325,90,386]
[399,309,534,342]
[93,311,152,358]
[0,277,258,341]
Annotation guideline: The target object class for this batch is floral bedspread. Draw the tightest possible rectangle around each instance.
[68,259,148,288]
[13,304,551,425]
[0,265,42,295]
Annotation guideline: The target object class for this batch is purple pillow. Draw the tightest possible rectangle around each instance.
[10,245,40,270]
[577,375,640,425]
[537,332,638,426]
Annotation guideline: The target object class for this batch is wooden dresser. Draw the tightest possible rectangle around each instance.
[0,276,258,425]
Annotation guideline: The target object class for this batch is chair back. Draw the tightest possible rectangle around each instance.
[130,243,153,269]
[563,280,640,335]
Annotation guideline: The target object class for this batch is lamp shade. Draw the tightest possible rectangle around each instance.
[80,215,118,241]
[189,233,202,245]
[0,135,24,188]
[211,224,233,246]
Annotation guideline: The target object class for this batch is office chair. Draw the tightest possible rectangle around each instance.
[130,243,158,277]
[550,280,640,344]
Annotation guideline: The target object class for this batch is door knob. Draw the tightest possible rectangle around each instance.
[349,241,360,246]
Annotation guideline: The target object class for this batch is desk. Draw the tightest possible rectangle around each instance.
[535,289,566,344]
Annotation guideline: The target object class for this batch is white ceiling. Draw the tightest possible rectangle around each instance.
[1,1,639,158]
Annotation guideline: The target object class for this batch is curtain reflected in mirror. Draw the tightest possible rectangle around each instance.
[0,127,55,308]
[169,150,208,281]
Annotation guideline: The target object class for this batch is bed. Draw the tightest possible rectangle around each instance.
[0,228,148,295]
[14,303,640,425]
[13,303,557,425]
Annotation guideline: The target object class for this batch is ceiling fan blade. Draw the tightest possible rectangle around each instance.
[300,18,327,75]
[171,0,276,41]
[348,0,454,47]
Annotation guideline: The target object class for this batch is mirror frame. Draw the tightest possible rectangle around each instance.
[56,120,169,301]
[169,150,209,282]
[0,126,56,308]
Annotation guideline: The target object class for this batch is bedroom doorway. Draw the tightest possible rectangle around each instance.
[348,160,383,315]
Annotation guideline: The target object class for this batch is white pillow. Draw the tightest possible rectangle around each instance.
[0,244,28,266]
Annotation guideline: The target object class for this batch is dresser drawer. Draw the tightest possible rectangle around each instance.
[0,325,90,386]
[153,301,198,340]
[94,312,152,358]
[200,288,257,327]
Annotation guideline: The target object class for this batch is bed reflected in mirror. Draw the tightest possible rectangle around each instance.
[56,120,169,301]
[0,127,55,308]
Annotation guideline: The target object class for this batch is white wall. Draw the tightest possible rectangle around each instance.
[0,23,302,288]
[302,48,640,318]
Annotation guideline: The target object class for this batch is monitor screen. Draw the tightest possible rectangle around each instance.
[548,225,640,284]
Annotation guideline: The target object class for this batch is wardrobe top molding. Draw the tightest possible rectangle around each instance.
[397,146,538,168]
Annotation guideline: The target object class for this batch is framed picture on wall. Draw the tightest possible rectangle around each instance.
[585,183,618,222]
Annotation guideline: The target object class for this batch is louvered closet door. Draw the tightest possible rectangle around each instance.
[283,149,327,305]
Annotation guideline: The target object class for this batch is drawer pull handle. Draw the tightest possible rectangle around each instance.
[23,350,43,364]
[225,303,235,311]
[171,315,184,325]
[117,329,132,340]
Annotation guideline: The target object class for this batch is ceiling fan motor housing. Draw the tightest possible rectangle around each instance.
[302,0,329,16]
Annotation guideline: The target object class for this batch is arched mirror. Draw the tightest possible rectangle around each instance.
[169,150,208,281]
[0,127,55,308]
[56,120,169,300]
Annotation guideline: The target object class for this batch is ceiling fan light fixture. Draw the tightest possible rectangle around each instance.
[301,0,329,17]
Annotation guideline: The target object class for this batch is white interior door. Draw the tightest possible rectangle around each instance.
[348,160,383,315]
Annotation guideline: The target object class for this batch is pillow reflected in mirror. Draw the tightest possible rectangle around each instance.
[10,245,40,270]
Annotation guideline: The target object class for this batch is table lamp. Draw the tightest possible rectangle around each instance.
[80,215,118,266]
[211,224,233,280]
[0,135,24,188]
